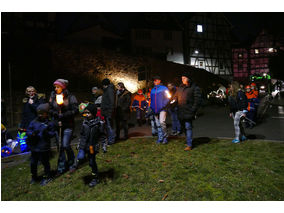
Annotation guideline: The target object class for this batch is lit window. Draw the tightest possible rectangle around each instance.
[238,53,243,58]
[197,25,203,32]
[194,50,199,54]
[268,48,274,52]
[254,49,259,54]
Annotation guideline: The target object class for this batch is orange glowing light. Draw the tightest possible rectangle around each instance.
[56,94,64,105]
[165,90,171,99]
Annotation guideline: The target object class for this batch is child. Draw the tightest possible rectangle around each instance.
[26,103,56,186]
[70,103,107,187]
[132,89,147,126]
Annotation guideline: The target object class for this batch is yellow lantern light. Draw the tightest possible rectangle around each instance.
[56,94,64,105]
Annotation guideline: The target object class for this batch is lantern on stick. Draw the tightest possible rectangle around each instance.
[56,94,64,151]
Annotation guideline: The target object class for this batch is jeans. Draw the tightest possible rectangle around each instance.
[168,108,181,133]
[57,128,75,173]
[31,151,50,179]
[74,149,98,175]
[184,121,193,147]
[154,111,168,142]
[233,111,246,140]
[150,115,158,135]
[105,116,115,144]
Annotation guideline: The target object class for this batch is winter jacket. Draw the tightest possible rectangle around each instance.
[150,85,170,114]
[132,94,147,109]
[101,84,115,118]
[246,91,260,111]
[78,117,106,153]
[20,94,45,129]
[49,90,78,129]
[174,83,202,121]
[93,89,103,107]
[228,90,248,114]
[26,118,56,152]
[116,89,132,120]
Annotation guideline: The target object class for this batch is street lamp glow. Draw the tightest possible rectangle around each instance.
[194,50,199,54]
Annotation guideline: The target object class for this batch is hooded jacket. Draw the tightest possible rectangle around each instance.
[20,94,45,129]
[150,84,170,114]
[174,83,202,121]
[26,117,56,152]
[101,84,115,117]
[49,90,78,128]
[78,117,106,153]
[116,89,132,120]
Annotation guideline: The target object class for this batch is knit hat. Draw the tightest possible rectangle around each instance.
[137,89,143,95]
[102,78,110,86]
[37,103,50,114]
[79,102,88,113]
[85,103,97,116]
[53,79,69,90]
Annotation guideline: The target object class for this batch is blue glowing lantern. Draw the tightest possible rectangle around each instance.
[1,146,12,157]
[17,131,29,152]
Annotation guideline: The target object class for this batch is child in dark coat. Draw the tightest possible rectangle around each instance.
[26,103,56,186]
[70,103,107,187]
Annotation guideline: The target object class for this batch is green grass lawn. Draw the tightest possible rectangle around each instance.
[1,137,284,201]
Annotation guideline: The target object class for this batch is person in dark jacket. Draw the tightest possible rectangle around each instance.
[228,81,248,143]
[70,103,106,187]
[49,79,78,174]
[26,103,56,186]
[20,86,45,129]
[173,73,202,151]
[101,78,115,145]
[150,76,170,144]
[115,82,132,140]
[167,83,181,136]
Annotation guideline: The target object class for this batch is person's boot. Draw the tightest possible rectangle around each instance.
[69,160,79,173]
[30,175,37,185]
[40,175,52,186]
[184,146,192,151]
[89,173,99,188]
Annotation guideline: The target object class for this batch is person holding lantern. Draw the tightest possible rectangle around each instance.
[49,79,78,174]
[150,76,170,144]
[173,73,202,151]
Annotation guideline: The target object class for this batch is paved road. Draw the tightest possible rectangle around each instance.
[126,104,284,142]
[6,104,284,143]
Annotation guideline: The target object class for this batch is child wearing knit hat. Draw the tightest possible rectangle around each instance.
[70,103,107,187]
[26,103,56,186]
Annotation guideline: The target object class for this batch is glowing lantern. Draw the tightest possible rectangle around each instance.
[56,94,64,105]
[165,90,171,99]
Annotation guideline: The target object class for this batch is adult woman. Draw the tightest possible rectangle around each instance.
[49,79,78,174]
[228,81,248,143]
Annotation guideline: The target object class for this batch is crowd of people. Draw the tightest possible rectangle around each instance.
[1,72,264,188]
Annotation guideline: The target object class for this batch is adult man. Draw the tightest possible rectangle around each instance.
[115,82,131,140]
[20,86,45,129]
[101,78,115,145]
[150,76,170,144]
[173,73,202,151]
